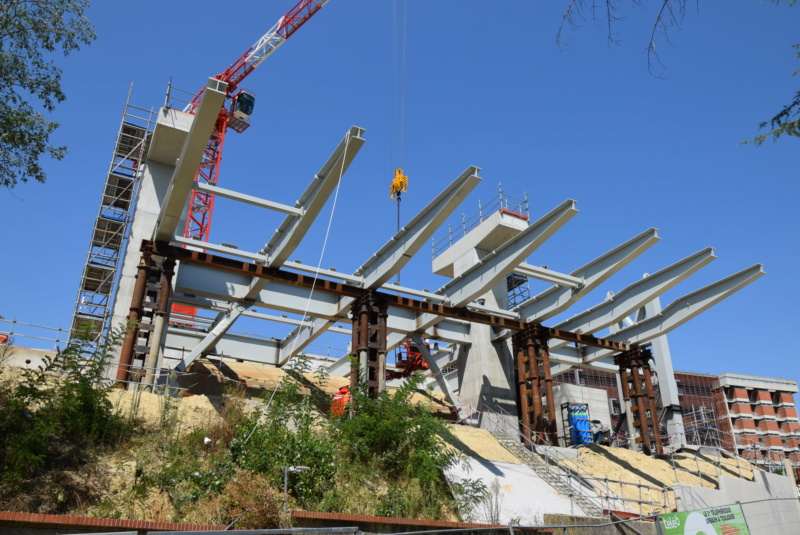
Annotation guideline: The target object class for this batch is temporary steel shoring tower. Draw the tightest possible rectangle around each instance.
[70,88,155,345]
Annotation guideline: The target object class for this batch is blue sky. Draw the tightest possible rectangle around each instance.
[1,2,797,382]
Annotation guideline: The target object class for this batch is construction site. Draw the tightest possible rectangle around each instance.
[1,1,799,534]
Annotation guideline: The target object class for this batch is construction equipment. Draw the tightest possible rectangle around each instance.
[331,339,430,416]
[386,338,429,380]
[389,168,408,200]
[182,0,331,243]
[170,0,330,322]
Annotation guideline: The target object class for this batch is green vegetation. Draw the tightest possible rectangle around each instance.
[0,348,469,528]
[0,325,132,509]
[0,0,96,189]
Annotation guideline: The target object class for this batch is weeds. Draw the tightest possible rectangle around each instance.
[1,348,465,524]
[0,324,131,493]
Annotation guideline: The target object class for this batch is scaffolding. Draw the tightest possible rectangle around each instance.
[683,404,724,449]
[70,86,155,346]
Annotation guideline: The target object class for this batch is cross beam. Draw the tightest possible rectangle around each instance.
[142,240,630,353]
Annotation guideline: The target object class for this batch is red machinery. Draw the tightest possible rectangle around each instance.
[171,1,330,321]
[182,0,331,243]
[331,340,430,416]
[386,339,430,380]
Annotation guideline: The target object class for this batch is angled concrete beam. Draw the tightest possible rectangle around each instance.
[355,166,482,288]
[515,263,583,288]
[517,228,660,322]
[582,264,765,363]
[276,167,482,362]
[439,199,578,307]
[403,200,578,338]
[262,126,365,267]
[193,182,303,216]
[409,333,460,406]
[549,247,716,350]
[171,127,365,371]
[154,78,228,243]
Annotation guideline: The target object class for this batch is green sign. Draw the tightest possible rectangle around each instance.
[660,504,750,535]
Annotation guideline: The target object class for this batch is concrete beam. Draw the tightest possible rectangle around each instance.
[276,167,483,362]
[154,78,228,243]
[516,228,660,322]
[170,127,365,371]
[355,166,481,288]
[515,263,583,288]
[262,126,366,267]
[409,333,460,406]
[193,182,303,216]
[582,264,765,363]
[549,247,716,350]
[398,200,578,341]
[438,199,578,307]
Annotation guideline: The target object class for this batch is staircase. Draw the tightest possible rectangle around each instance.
[490,430,605,518]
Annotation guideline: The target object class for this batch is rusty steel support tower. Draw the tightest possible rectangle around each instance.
[513,324,558,446]
[615,347,663,455]
[349,291,389,397]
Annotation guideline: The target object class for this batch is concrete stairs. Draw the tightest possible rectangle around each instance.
[490,430,605,518]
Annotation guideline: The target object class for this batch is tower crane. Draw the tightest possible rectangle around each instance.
[181,0,331,243]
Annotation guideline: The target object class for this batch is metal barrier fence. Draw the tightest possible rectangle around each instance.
[738,497,800,535]
[0,318,68,352]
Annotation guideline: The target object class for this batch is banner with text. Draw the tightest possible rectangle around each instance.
[660,503,749,535]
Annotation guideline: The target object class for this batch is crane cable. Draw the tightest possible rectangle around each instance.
[390,0,409,285]
[243,132,353,445]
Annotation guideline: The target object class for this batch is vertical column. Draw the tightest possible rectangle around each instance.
[116,251,151,387]
[513,324,557,446]
[615,347,663,455]
[141,257,175,390]
[515,344,532,444]
[537,337,558,445]
[349,291,388,398]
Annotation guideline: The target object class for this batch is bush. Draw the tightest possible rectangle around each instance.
[0,324,131,490]
[335,372,458,488]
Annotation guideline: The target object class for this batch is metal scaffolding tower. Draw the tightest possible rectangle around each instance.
[70,88,155,345]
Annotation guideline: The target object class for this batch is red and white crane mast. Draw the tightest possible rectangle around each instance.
[182,0,330,243]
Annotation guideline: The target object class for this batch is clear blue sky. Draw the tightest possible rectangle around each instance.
[1,2,797,382]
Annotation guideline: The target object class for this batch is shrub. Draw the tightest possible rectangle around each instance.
[0,324,130,490]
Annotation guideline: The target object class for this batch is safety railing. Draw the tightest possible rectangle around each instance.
[431,184,529,259]
[484,405,678,516]
[0,318,69,352]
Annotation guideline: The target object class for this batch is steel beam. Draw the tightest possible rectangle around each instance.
[153,78,228,243]
[582,264,765,363]
[548,247,716,350]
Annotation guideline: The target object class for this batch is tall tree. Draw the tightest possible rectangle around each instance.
[557,0,799,145]
[0,0,95,189]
